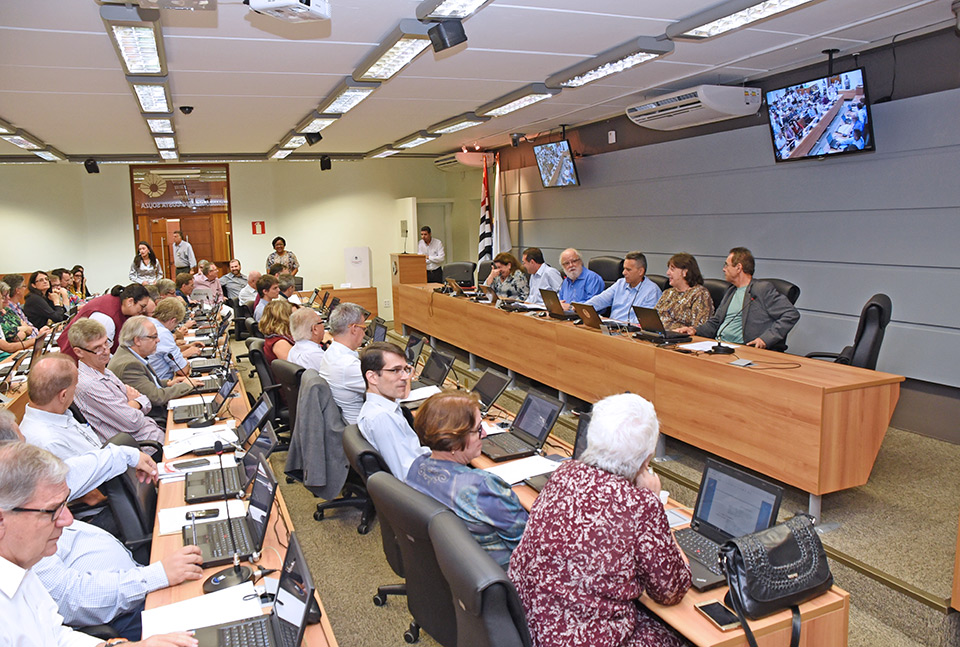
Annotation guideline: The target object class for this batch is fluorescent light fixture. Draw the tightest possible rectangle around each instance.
[100,5,166,76]
[33,147,66,162]
[159,149,179,160]
[665,0,819,40]
[394,130,439,149]
[146,116,174,134]
[354,20,432,82]
[139,0,217,10]
[268,145,293,159]
[416,0,492,20]
[0,118,14,135]
[366,146,400,159]
[317,78,380,115]
[295,111,339,133]
[545,37,674,89]
[427,112,488,135]
[154,136,176,149]
[477,84,559,118]
[129,77,172,113]
[1,130,44,150]
[281,132,308,149]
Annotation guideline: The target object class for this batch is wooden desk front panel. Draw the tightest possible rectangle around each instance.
[553,325,656,402]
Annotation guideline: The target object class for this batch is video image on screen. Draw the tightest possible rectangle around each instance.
[766,68,874,162]
[533,140,579,188]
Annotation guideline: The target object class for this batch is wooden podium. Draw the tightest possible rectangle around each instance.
[391,253,427,332]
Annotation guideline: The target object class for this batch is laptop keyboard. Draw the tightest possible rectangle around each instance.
[219,617,270,647]
[207,518,252,558]
[487,433,531,454]
[203,469,241,496]
[278,620,299,647]
[176,403,209,420]
[674,528,722,574]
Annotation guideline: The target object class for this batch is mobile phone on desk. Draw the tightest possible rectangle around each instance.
[694,600,740,631]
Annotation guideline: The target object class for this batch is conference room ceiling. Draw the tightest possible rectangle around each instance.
[0,0,955,162]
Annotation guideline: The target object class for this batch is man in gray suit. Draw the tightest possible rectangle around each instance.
[676,247,799,350]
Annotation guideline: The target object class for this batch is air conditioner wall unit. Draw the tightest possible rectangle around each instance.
[626,85,762,131]
[434,151,492,172]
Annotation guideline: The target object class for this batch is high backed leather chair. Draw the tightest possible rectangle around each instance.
[477,260,493,286]
[757,278,801,305]
[100,433,157,564]
[703,278,729,310]
[270,359,305,438]
[367,472,458,646]
[342,425,406,604]
[244,316,262,339]
[646,273,669,293]
[248,341,290,446]
[442,262,478,287]
[807,294,892,370]
[588,256,623,289]
[231,299,252,341]
[430,513,532,647]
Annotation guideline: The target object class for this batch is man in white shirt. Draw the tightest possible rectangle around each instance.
[0,442,196,647]
[357,342,429,477]
[278,274,301,305]
[418,226,446,284]
[287,307,325,371]
[238,270,261,307]
[318,303,367,424]
[521,247,563,306]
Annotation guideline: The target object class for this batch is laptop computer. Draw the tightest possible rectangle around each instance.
[191,531,316,647]
[524,411,591,492]
[190,338,232,374]
[404,335,425,367]
[632,306,692,344]
[540,289,578,321]
[192,393,274,456]
[199,318,233,355]
[674,458,784,591]
[481,390,563,462]
[477,285,498,306]
[571,302,607,329]
[410,349,455,391]
[0,350,31,394]
[470,368,510,413]
[172,372,239,424]
[184,421,278,503]
[182,454,278,568]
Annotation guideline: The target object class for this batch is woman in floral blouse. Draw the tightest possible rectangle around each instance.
[265,236,299,276]
[509,393,691,647]
[483,252,529,301]
[655,252,714,330]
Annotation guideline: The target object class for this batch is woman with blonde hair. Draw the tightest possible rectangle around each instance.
[260,298,294,362]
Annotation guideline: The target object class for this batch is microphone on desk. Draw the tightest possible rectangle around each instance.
[709,310,741,355]
[202,441,253,594]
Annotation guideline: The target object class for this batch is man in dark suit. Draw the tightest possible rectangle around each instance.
[676,247,799,350]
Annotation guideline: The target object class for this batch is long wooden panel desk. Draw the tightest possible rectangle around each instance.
[146,373,338,647]
[296,287,378,319]
[396,283,903,513]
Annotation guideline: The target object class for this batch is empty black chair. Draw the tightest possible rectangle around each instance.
[588,256,623,289]
[477,260,493,286]
[757,278,801,305]
[430,513,532,647]
[342,424,405,603]
[270,359,305,432]
[248,341,290,443]
[367,472,458,646]
[702,278,729,311]
[99,433,158,564]
[442,262,478,287]
[807,294,892,370]
[646,273,669,292]
[245,316,262,339]
[232,299,252,341]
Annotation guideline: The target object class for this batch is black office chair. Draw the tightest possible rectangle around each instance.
[442,262,478,287]
[248,342,290,443]
[807,293,892,370]
[430,513,532,647]
[232,299,252,341]
[367,472,458,646]
[342,424,405,601]
[587,255,623,289]
[270,359,305,432]
[646,273,669,292]
[245,316,262,339]
[477,260,493,286]
[757,278,801,305]
[703,278,729,310]
[99,433,158,564]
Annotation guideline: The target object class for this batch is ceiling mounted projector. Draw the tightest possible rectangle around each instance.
[245,0,331,22]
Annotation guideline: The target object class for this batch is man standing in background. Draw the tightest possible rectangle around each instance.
[171,230,196,275]
[418,225,445,284]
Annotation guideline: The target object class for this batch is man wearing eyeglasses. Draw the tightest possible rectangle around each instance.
[0,442,198,647]
[357,342,429,478]
[108,317,199,422]
[318,303,369,424]
[69,319,164,444]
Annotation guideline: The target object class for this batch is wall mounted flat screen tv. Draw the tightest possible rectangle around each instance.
[533,139,579,187]
[765,67,875,162]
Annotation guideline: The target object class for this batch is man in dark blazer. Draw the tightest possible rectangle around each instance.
[676,247,799,350]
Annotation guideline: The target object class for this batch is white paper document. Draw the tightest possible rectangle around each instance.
[164,429,240,459]
[167,393,215,409]
[680,341,738,352]
[481,420,507,436]
[141,581,263,637]
[157,499,248,535]
[167,420,237,444]
[400,385,442,403]
[484,455,561,485]
[158,454,237,480]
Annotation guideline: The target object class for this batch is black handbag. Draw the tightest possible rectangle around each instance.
[719,514,833,647]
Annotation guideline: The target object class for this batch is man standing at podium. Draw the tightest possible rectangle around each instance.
[418,226,445,284]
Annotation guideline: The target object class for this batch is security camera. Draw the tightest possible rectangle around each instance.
[510,133,524,148]
[179,106,194,115]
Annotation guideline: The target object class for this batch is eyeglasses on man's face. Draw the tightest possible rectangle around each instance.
[379,365,413,376]
[9,491,71,523]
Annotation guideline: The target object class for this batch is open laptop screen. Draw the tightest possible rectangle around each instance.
[274,532,315,646]
[238,395,272,446]
[246,456,278,550]
[405,335,425,365]
[419,351,453,386]
[512,392,562,446]
[242,422,278,485]
[471,369,510,412]
[696,460,782,539]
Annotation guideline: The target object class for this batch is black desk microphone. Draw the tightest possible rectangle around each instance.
[202,441,252,593]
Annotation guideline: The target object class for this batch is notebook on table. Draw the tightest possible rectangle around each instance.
[470,368,510,413]
[632,306,692,344]
[184,422,278,504]
[540,289,578,321]
[191,531,315,647]
[410,349,455,391]
[182,455,278,568]
[445,278,477,298]
[477,285,499,306]
[481,390,563,462]
[674,458,783,591]
[524,411,591,492]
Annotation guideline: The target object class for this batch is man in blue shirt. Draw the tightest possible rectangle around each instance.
[521,247,562,306]
[557,248,604,306]
[585,251,661,323]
